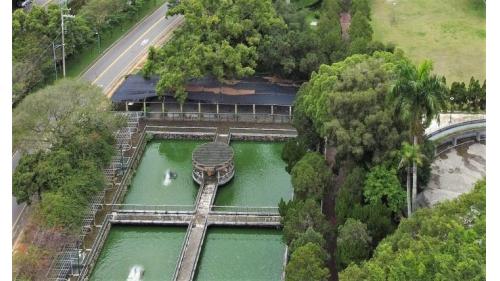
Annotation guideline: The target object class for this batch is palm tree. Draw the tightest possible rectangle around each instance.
[399,142,425,215]
[390,60,447,211]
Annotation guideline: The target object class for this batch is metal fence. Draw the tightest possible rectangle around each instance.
[47,112,144,281]
[107,204,195,213]
[77,215,112,281]
[211,205,280,215]
[145,111,292,123]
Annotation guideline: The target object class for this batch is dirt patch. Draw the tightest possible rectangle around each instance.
[340,12,351,40]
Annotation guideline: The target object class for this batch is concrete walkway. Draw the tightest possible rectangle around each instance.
[425,113,485,136]
[417,142,485,207]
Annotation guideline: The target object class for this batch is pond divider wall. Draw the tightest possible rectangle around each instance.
[78,215,112,280]
[111,127,148,205]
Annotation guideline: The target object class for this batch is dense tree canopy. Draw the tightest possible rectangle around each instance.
[281,139,307,173]
[12,5,93,103]
[280,199,331,245]
[337,218,372,269]
[289,227,327,255]
[291,152,332,201]
[340,180,486,281]
[363,165,406,213]
[13,79,122,231]
[13,79,122,152]
[286,242,330,281]
[12,0,153,104]
[143,0,286,102]
[449,77,486,112]
[295,51,410,164]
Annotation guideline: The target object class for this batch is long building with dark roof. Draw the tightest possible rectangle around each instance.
[112,74,299,106]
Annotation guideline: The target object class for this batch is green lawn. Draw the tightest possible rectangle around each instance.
[371,0,485,83]
[65,0,166,77]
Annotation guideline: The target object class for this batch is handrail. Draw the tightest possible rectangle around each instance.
[172,219,195,281]
[426,119,485,139]
[106,204,195,213]
[77,214,112,281]
[188,217,209,281]
[211,205,280,215]
[280,246,288,281]
[111,127,147,205]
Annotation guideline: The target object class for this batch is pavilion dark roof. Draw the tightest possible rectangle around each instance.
[112,74,299,106]
[192,142,234,167]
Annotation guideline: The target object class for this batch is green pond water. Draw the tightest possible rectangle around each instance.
[91,140,290,279]
[194,228,285,281]
[89,226,186,281]
[123,140,203,206]
[215,141,293,207]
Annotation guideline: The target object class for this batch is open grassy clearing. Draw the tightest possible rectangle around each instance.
[371,0,485,83]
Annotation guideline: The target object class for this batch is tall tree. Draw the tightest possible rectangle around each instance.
[286,242,330,281]
[281,199,331,245]
[291,152,332,201]
[389,60,447,208]
[363,165,406,213]
[13,79,123,152]
[296,51,409,165]
[336,218,372,269]
[398,142,425,215]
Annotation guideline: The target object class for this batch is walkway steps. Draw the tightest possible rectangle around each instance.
[198,184,217,214]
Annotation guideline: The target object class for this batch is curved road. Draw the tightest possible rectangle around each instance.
[81,2,183,95]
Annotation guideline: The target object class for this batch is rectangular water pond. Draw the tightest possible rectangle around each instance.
[89,226,186,281]
[194,227,286,281]
[214,142,292,207]
[124,140,203,206]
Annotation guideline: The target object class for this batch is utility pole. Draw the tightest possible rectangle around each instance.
[61,7,75,77]
[52,41,58,80]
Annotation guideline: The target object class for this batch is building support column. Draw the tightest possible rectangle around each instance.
[289,106,292,117]
[234,104,238,121]
[125,102,129,112]
[271,105,274,115]
[143,99,146,115]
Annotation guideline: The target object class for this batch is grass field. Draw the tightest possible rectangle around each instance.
[65,0,166,77]
[371,0,485,83]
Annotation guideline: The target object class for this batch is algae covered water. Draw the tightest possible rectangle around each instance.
[194,227,285,281]
[89,226,186,281]
[124,140,203,206]
[215,142,292,207]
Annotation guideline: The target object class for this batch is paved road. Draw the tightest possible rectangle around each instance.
[81,2,183,95]
[12,151,25,226]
